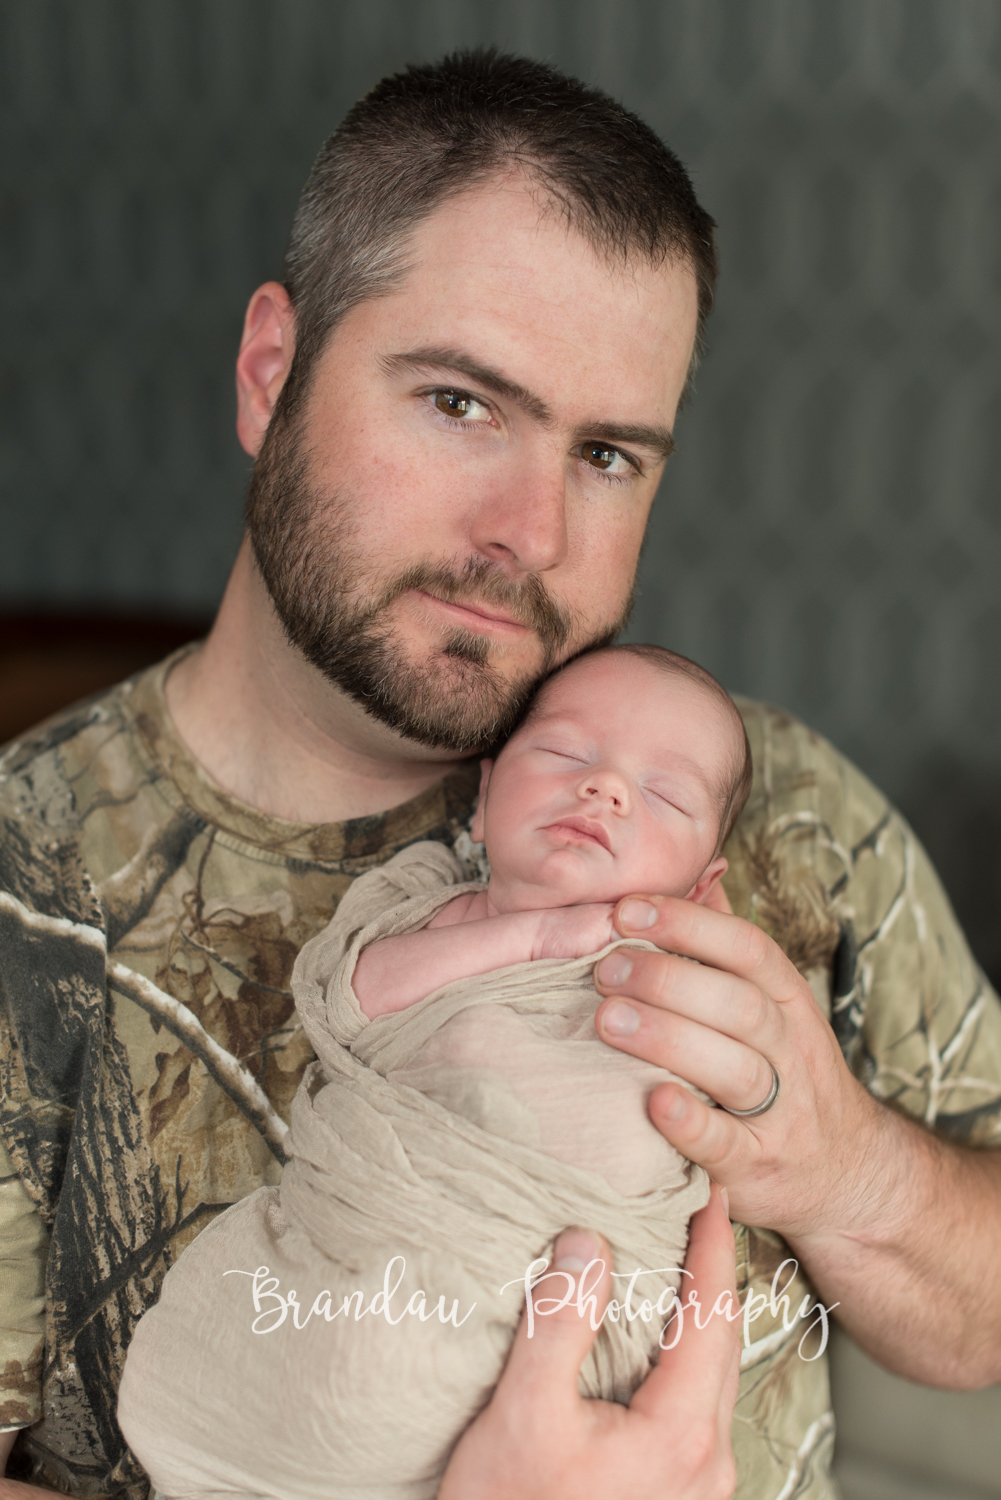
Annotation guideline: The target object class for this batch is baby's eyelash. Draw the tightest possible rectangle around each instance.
[647,787,693,817]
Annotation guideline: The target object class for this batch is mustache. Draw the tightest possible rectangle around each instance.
[371,558,575,659]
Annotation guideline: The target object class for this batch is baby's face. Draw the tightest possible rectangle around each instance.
[472,653,736,913]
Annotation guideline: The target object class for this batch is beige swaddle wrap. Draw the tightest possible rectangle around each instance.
[119,842,710,1500]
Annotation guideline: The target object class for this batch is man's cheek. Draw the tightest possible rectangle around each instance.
[564,563,638,637]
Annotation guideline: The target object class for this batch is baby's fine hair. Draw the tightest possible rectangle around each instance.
[535,643,753,857]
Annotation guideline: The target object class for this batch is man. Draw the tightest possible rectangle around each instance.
[0,48,999,1500]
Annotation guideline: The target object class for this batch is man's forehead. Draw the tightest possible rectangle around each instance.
[406,175,698,317]
[366,177,700,419]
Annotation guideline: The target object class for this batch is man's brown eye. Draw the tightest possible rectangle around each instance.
[435,391,471,418]
[582,442,617,470]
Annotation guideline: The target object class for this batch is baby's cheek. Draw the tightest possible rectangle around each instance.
[633,837,701,900]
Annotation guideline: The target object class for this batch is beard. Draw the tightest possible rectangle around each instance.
[246,399,632,754]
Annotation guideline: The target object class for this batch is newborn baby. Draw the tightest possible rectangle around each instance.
[118,644,751,1500]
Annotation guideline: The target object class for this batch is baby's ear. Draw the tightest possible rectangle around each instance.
[470,758,493,844]
[688,856,729,908]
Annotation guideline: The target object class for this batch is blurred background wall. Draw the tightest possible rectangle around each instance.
[5,0,1001,994]
[2,7,1000,1492]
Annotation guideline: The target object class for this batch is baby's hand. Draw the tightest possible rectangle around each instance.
[532,903,618,961]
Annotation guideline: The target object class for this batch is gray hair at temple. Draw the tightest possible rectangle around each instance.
[277,48,718,422]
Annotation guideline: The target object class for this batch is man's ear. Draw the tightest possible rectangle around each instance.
[470,759,493,844]
[686,856,728,907]
[235,281,297,458]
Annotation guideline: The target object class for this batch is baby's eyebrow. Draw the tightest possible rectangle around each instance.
[649,759,706,784]
[527,715,590,741]
[644,758,720,804]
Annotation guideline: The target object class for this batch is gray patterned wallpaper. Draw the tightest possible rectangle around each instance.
[3,0,1001,976]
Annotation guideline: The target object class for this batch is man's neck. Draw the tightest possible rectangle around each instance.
[165,539,471,825]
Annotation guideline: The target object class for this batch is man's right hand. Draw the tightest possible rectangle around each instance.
[438,1183,739,1500]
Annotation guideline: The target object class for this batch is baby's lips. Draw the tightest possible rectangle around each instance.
[541,816,612,851]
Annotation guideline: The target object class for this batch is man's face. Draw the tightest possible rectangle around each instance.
[248,175,699,753]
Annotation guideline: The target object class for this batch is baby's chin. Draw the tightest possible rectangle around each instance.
[489,850,694,909]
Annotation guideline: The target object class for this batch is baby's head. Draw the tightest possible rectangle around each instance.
[471,645,752,913]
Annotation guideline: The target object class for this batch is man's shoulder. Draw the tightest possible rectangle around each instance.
[0,671,156,918]
[0,670,152,825]
[729,698,1001,1140]
[733,696,888,834]
[726,695,892,967]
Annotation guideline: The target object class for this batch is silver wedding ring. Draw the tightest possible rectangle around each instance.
[723,1062,780,1118]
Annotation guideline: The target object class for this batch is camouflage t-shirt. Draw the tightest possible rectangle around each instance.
[0,651,999,1499]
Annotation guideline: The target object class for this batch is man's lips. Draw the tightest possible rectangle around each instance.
[412,589,531,637]
[541,816,612,852]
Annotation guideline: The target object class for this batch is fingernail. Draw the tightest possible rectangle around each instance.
[601,1001,640,1037]
[720,1187,730,1218]
[664,1090,687,1120]
[619,899,657,930]
[596,951,632,988]
[554,1229,600,1271]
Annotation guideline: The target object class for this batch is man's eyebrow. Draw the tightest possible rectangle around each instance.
[382,346,675,464]
[381,347,553,424]
[572,421,675,465]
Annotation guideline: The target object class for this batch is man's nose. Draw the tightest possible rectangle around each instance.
[576,767,631,814]
[468,456,569,575]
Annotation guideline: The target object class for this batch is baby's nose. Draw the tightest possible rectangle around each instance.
[578,769,630,811]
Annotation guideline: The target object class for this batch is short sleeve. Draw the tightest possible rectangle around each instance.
[727,700,1001,1141]
[721,701,1001,1497]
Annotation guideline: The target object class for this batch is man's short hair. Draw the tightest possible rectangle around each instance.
[278,49,717,418]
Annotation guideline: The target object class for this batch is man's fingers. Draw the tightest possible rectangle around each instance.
[595,946,778,1045]
[674,1184,742,1428]
[498,1229,612,1410]
[593,986,778,1115]
[632,1184,740,1423]
[612,895,802,1001]
[646,1082,757,1180]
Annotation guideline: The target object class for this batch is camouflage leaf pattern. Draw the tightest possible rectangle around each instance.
[0,658,998,1499]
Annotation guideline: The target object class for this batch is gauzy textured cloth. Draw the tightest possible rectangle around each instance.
[117,841,710,1500]
[8,661,1001,1498]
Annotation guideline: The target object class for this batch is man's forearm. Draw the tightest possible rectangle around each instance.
[789,1104,1001,1389]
